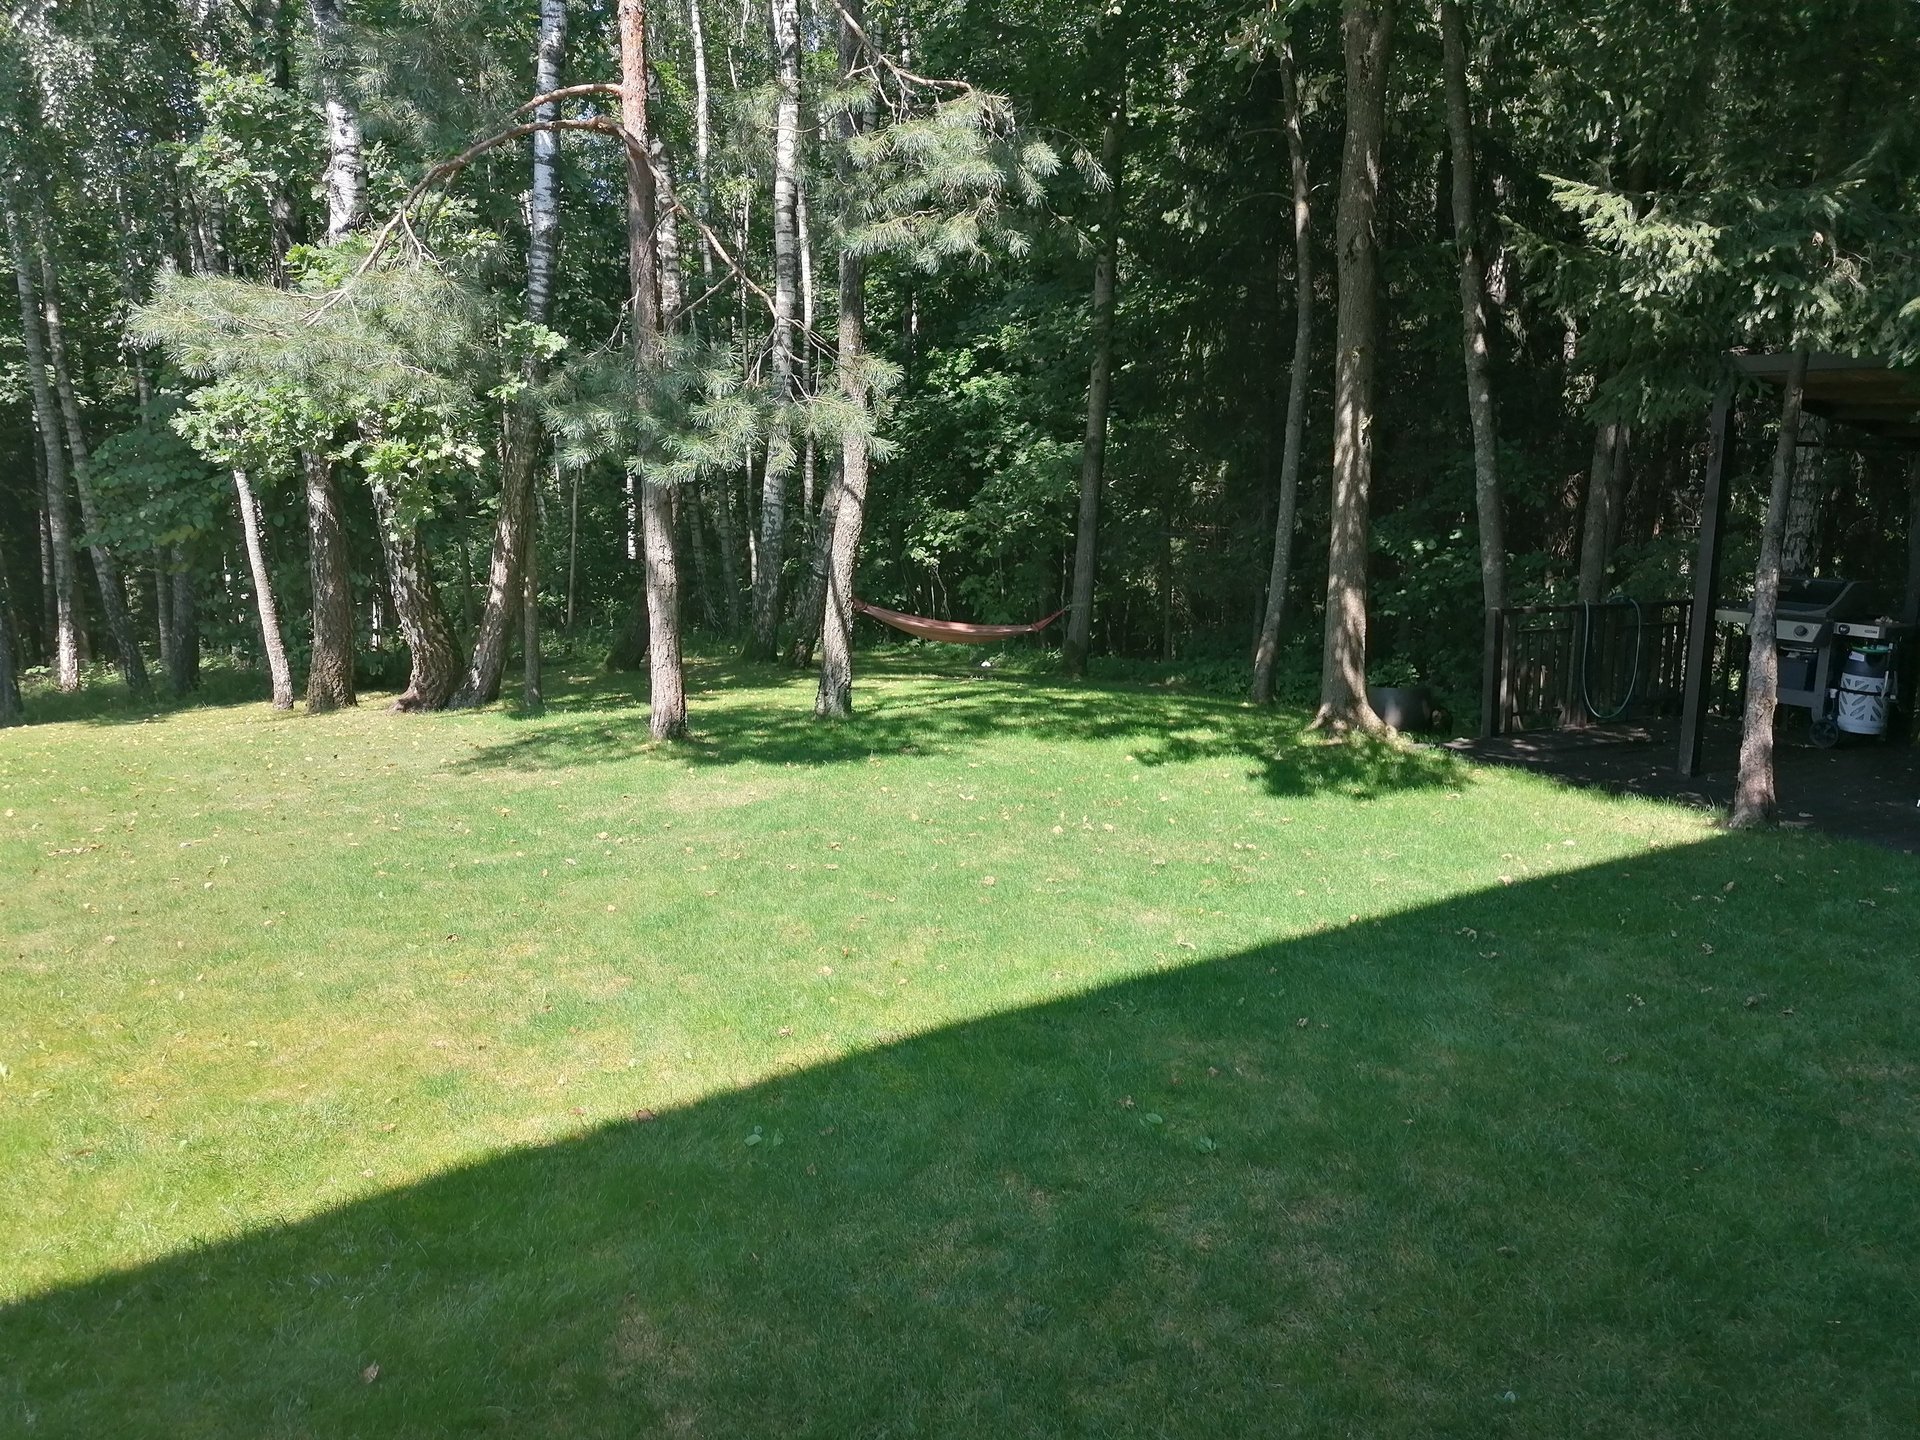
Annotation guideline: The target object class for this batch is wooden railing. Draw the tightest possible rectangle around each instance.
[1481,599,1693,736]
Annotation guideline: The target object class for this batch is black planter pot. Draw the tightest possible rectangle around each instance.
[1368,685,1435,733]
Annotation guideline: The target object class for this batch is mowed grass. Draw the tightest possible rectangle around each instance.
[1,657,1916,1438]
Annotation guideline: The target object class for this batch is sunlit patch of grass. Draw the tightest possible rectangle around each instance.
[1,659,1915,1436]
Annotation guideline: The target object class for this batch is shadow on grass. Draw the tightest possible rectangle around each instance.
[8,663,281,729]
[461,658,1468,800]
[5,839,1914,1438]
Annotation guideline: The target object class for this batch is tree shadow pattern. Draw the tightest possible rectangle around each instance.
[4,842,1915,1438]
[456,659,1469,800]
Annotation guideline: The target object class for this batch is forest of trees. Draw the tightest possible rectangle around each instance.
[1,0,1917,742]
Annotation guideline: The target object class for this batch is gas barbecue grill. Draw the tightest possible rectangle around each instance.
[1715,577,1914,746]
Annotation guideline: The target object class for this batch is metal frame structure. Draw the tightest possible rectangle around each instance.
[1675,354,1920,775]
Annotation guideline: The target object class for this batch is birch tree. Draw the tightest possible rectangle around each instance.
[1250,34,1312,706]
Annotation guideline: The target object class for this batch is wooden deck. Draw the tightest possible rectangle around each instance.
[1447,718,1920,854]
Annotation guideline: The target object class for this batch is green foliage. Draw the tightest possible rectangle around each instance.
[180,65,316,209]
[88,398,229,554]
[170,379,332,480]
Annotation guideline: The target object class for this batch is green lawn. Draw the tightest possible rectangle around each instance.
[2,658,1915,1437]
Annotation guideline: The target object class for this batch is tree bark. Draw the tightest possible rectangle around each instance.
[368,479,459,711]
[621,0,688,740]
[1062,99,1127,679]
[1440,0,1505,616]
[814,0,871,719]
[1729,349,1809,829]
[522,517,543,711]
[168,547,201,695]
[307,0,368,240]
[452,0,567,709]
[1312,0,1394,734]
[786,461,844,667]
[5,200,80,692]
[232,468,296,709]
[746,0,805,660]
[36,229,150,696]
[0,542,23,724]
[1575,419,1629,603]
[1780,417,1827,577]
[303,452,358,710]
[690,0,715,283]
[710,471,745,632]
[566,461,581,643]
[1250,42,1312,705]
[155,560,176,681]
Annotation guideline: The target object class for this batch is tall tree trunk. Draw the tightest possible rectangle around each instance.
[295,0,367,713]
[368,479,459,711]
[169,547,201,695]
[154,560,176,680]
[307,0,368,240]
[303,453,358,710]
[1730,350,1809,829]
[798,176,818,518]
[522,520,543,712]
[566,461,581,643]
[0,542,23,724]
[1780,417,1827,576]
[232,469,296,708]
[786,463,844,667]
[687,487,720,630]
[1440,0,1505,615]
[5,201,80,692]
[36,228,150,696]
[1062,99,1127,678]
[1250,42,1313,705]
[707,467,745,632]
[1312,0,1394,734]
[690,0,715,283]
[452,0,567,708]
[814,0,872,720]
[621,0,688,739]
[746,0,805,660]
[1575,419,1629,603]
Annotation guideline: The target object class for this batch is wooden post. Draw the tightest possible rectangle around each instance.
[1479,605,1503,737]
[1678,383,1735,776]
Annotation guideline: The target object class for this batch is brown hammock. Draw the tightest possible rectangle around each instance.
[854,600,1069,646]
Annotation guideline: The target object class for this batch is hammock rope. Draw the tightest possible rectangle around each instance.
[854,600,1069,646]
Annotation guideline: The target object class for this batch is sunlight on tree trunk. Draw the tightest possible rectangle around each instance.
[308,0,368,241]
[1312,0,1393,736]
[747,0,805,662]
[1251,41,1312,706]
[815,0,872,720]
[621,0,688,740]
[38,230,150,696]
[453,0,568,710]
[303,453,357,712]
[1575,419,1629,605]
[232,468,296,709]
[5,200,80,693]
[1730,349,1809,829]
[369,478,460,711]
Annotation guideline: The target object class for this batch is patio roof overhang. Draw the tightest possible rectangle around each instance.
[1735,352,1920,449]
